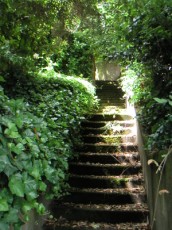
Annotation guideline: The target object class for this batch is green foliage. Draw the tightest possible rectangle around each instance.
[120,61,171,153]
[0,0,61,76]
[119,62,153,104]
[141,96,172,152]
[0,72,97,228]
[0,0,98,81]
[91,0,172,155]
[52,33,94,78]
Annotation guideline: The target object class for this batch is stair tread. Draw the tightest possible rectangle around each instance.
[83,134,136,137]
[75,152,140,164]
[70,162,141,167]
[87,112,132,116]
[70,173,143,180]
[77,152,139,156]
[83,120,135,124]
[70,187,146,194]
[45,220,150,230]
[83,143,137,147]
[82,126,133,132]
[54,202,149,212]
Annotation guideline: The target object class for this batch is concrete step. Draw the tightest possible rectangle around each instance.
[82,134,137,144]
[44,220,150,230]
[81,127,133,135]
[50,202,149,224]
[69,174,143,189]
[99,102,126,107]
[80,143,138,153]
[87,114,133,121]
[97,100,125,106]
[74,152,140,164]
[60,187,146,205]
[81,120,135,128]
[69,162,141,176]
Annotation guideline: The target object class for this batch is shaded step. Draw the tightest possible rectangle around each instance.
[81,127,133,135]
[50,202,149,224]
[98,99,126,108]
[61,187,146,204]
[74,152,140,164]
[81,120,135,128]
[80,143,138,153]
[44,220,150,230]
[87,114,133,121]
[99,102,126,107]
[69,174,143,189]
[69,162,141,176]
[96,82,124,95]
[82,134,136,144]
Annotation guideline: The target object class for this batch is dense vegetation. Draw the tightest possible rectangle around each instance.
[0,0,171,228]
[88,0,172,155]
[0,0,98,228]
[0,71,97,229]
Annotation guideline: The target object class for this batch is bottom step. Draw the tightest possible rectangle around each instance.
[50,203,148,224]
[44,219,150,230]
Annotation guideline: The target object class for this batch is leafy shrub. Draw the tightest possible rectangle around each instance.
[0,71,97,229]
[119,64,172,154]
[52,33,94,78]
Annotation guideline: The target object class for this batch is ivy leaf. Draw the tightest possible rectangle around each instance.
[4,163,18,177]
[169,100,172,106]
[8,174,25,197]
[3,208,19,223]
[0,188,13,204]
[34,203,45,215]
[14,143,25,155]
[0,76,5,82]
[0,154,17,177]
[23,173,38,200]
[0,198,9,211]
[21,160,32,170]
[0,223,9,230]
[8,143,25,155]
[24,129,35,138]
[30,166,40,179]
[0,146,8,155]
[45,165,56,182]
[38,181,47,192]
[29,160,41,179]
[31,144,40,154]
[27,191,39,200]
[22,201,34,213]
[0,134,8,147]
[0,155,9,172]
[4,123,20,139]
[154,97,168,104]
[15,117,24,129]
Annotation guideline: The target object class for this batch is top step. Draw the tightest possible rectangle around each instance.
[95,81,126,107]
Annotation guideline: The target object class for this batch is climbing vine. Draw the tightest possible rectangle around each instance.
[0,72,97,229]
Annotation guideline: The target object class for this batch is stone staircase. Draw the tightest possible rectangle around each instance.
[44,81,149,230]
